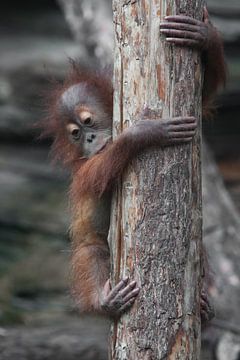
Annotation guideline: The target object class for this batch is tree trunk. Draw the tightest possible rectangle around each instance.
[109,1,204,359]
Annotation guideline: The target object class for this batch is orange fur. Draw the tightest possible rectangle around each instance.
[71,244,109,311]
[70,135,134,198]
[70,195,110,312]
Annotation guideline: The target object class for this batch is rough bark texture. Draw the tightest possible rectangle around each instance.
[109,1,203,359]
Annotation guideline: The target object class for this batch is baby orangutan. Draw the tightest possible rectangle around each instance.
[60,81,197,317]
[43,8,225,320]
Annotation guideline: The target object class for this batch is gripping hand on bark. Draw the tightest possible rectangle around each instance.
[127,115,197,147]
[100,277,140,318]
[160,7,213,50]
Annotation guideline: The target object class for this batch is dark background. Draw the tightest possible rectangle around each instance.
[0,0,239,359]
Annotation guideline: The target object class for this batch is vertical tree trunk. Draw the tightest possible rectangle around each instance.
[109,1,203,359]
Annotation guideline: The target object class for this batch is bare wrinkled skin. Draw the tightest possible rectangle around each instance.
[100,278,140,318]
[128,116,197,147]
[160,7,213,50]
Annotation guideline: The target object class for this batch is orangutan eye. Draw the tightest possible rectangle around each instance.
[66,123,81,140]
[71,128,81,139]
[83,117,92,125]
[79,110,94,127]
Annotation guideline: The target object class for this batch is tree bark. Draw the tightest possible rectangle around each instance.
[109,1,204,359]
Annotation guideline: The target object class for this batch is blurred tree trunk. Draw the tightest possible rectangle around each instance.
[57,0,113,66]
[201,143,240,359]
[108,1,203,359]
